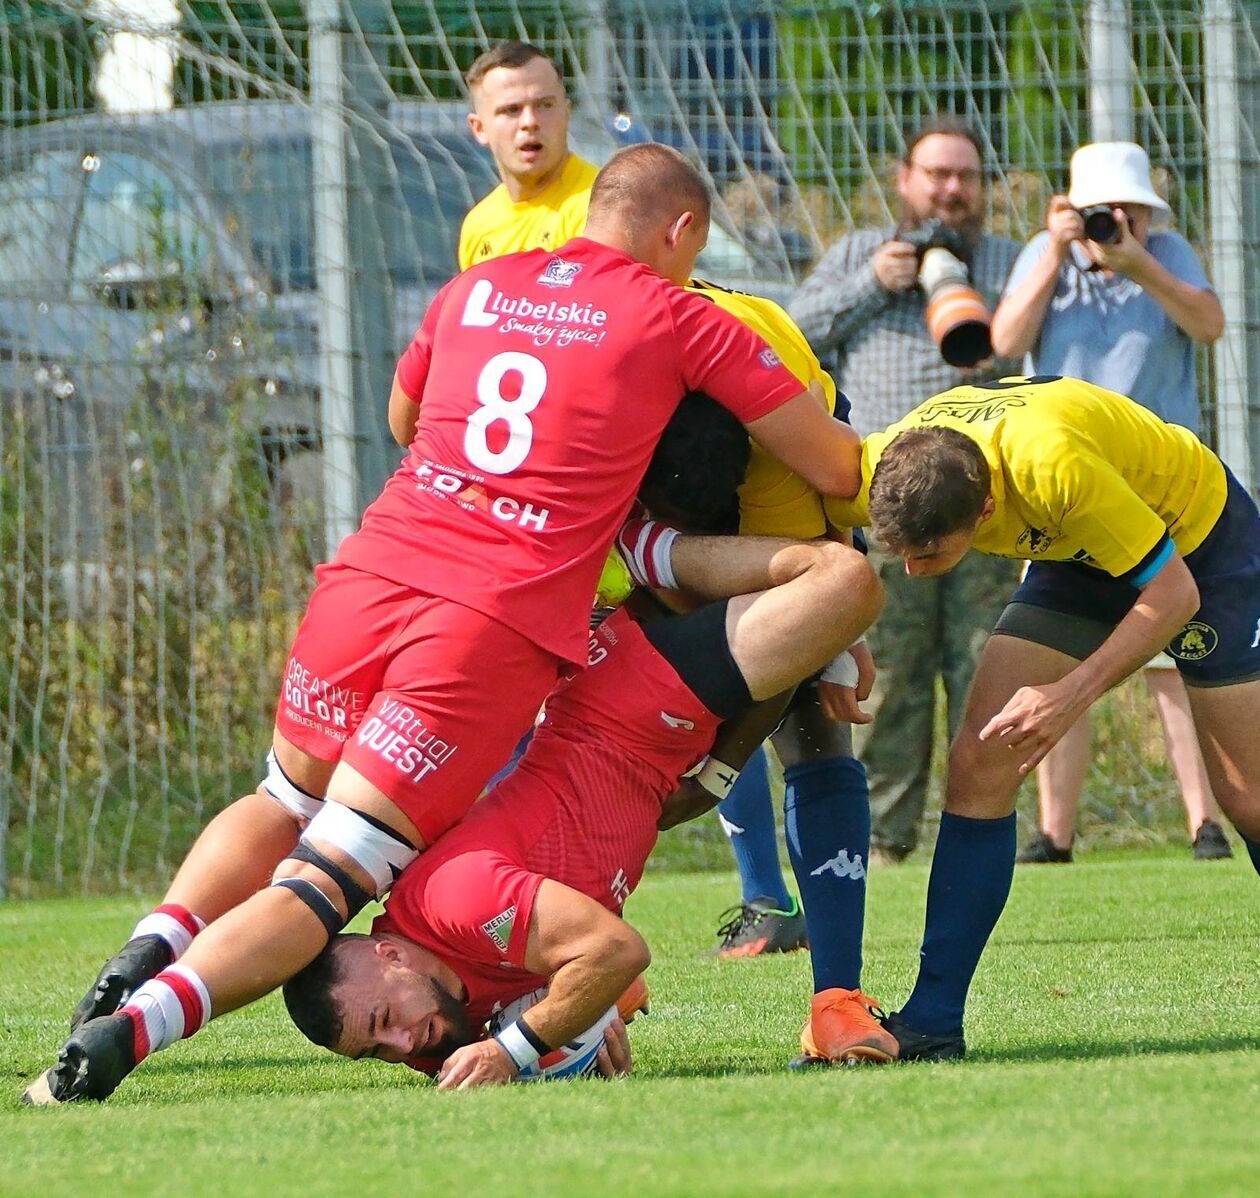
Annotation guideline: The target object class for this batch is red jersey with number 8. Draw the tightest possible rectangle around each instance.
[335,238,803,663]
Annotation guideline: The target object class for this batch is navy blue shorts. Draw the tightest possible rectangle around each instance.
[1002,468,1260,686]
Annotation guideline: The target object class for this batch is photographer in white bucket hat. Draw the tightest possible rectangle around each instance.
[991,140,1232,864]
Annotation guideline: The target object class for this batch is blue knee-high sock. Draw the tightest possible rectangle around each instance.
[899,811,1017,1035]
[717,748,792,909]
[784,756,870,992]
[1244,834,1260,877]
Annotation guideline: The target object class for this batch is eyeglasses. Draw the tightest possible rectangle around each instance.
[910,162,982,186]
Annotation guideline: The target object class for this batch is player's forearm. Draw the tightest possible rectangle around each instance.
[522,935,649,1054]
[1062,558,1200,707]
[1127,258,1224,343]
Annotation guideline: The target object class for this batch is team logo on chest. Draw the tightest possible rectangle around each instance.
[538,257,582,288]
[1168,620,1218,662]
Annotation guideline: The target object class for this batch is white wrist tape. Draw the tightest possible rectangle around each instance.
[820,649,860,690]
[494,1020,541,1071]
[696,757,741,800]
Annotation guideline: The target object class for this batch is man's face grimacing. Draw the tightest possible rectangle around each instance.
[897,132,985,231]
[468,56,571,197]
[330,937,474,1064]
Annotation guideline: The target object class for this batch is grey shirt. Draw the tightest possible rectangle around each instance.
[789,226,1022,436]
[1003,229,1211,433]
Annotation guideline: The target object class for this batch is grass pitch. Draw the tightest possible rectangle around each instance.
[2,855,1257,1197]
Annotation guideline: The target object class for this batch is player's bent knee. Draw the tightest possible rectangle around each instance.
[945,738,1020,816]
[270,801,420,939]
[260,748,325,827]
[612,926,652,978]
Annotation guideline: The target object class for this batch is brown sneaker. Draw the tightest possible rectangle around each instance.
[796,987,899,1065]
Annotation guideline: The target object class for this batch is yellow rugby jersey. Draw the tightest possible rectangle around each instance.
[825,375,1227,578]
[457,153,599,272]
[686,279,836,539]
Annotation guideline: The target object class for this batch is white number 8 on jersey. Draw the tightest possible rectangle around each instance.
[466,351,547,475]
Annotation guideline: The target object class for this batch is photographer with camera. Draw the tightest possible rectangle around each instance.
[991,140,1231,864]
[790,116,1022,865]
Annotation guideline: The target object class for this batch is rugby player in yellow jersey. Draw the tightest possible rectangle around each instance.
[823,372,1260,1060]
[458,42,599,272]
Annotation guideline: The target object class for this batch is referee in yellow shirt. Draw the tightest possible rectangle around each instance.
[827,373,1260,1061]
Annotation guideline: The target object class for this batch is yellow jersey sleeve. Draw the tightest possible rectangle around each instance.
[457,155,598,271]
[686,280,836,539]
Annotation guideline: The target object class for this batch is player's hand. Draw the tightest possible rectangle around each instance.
[978,678,1087,774]
[850,640,876,703]
[596,1017,632,1078]
[435,1039,517,1091]
[1045,195,1083,256]
[872,240,919,292]
[1087,212,1150,277]
[817,680,873,724]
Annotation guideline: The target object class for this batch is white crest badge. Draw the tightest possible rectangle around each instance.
[538,257,583,288]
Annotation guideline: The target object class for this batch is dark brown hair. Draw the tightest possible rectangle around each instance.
[465,41,565,93]
[903,116,985,169]
[868,427,991,548]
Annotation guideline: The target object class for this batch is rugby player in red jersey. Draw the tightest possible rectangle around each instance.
[281,532,881,1088]
[28,144,863,1105]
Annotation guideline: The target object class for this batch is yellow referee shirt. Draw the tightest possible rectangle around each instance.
[825,375,1227,578]
[457,153,599,272]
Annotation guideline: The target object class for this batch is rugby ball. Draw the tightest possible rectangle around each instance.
[488,987,617,1081]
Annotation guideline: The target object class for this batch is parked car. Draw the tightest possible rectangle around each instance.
[0,99,793,573]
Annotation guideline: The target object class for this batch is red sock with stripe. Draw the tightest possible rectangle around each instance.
[616,517,680,589]
[119,964,211,1063]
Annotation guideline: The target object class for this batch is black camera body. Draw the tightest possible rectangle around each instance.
[1076,204,1122,244]
[898,217,970,263]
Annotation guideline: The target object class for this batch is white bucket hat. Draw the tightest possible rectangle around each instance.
[1067,141,1170,211]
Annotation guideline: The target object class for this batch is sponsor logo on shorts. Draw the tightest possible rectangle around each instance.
[610,869,631,907]
[355,696,459,785]
[758,346,782,368]
[281,659,368,742]
[538,256,582,288]
[482,906,516,953]
[1168,620,1218,662]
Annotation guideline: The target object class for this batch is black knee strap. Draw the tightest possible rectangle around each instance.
[286,842,374,920]
[273,877,343,940]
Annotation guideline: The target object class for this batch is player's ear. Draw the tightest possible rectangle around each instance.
[467,111,487,145]
[665,210,695,248]
[979,495,996,522]
[374,938,403,964]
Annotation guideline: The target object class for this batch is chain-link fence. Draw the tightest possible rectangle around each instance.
[3,0,1258,894]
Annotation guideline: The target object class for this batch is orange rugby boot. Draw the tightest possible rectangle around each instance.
[795,987,899,1065]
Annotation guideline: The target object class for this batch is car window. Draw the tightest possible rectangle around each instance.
[206,137,315,291]
[70,150,210,295]
[0,150,81,292]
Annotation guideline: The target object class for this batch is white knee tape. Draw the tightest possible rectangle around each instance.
[302,801,419,898]
[261,749,324,824]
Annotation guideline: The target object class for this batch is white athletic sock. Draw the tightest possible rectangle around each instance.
[130,904,207,960]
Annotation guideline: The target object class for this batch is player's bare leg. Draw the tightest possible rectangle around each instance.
[1144,668,1225,842]
[25,739,419,1105]
[68,733,327,1030]
[1184,678,1260,867]
[724,541,881,696]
